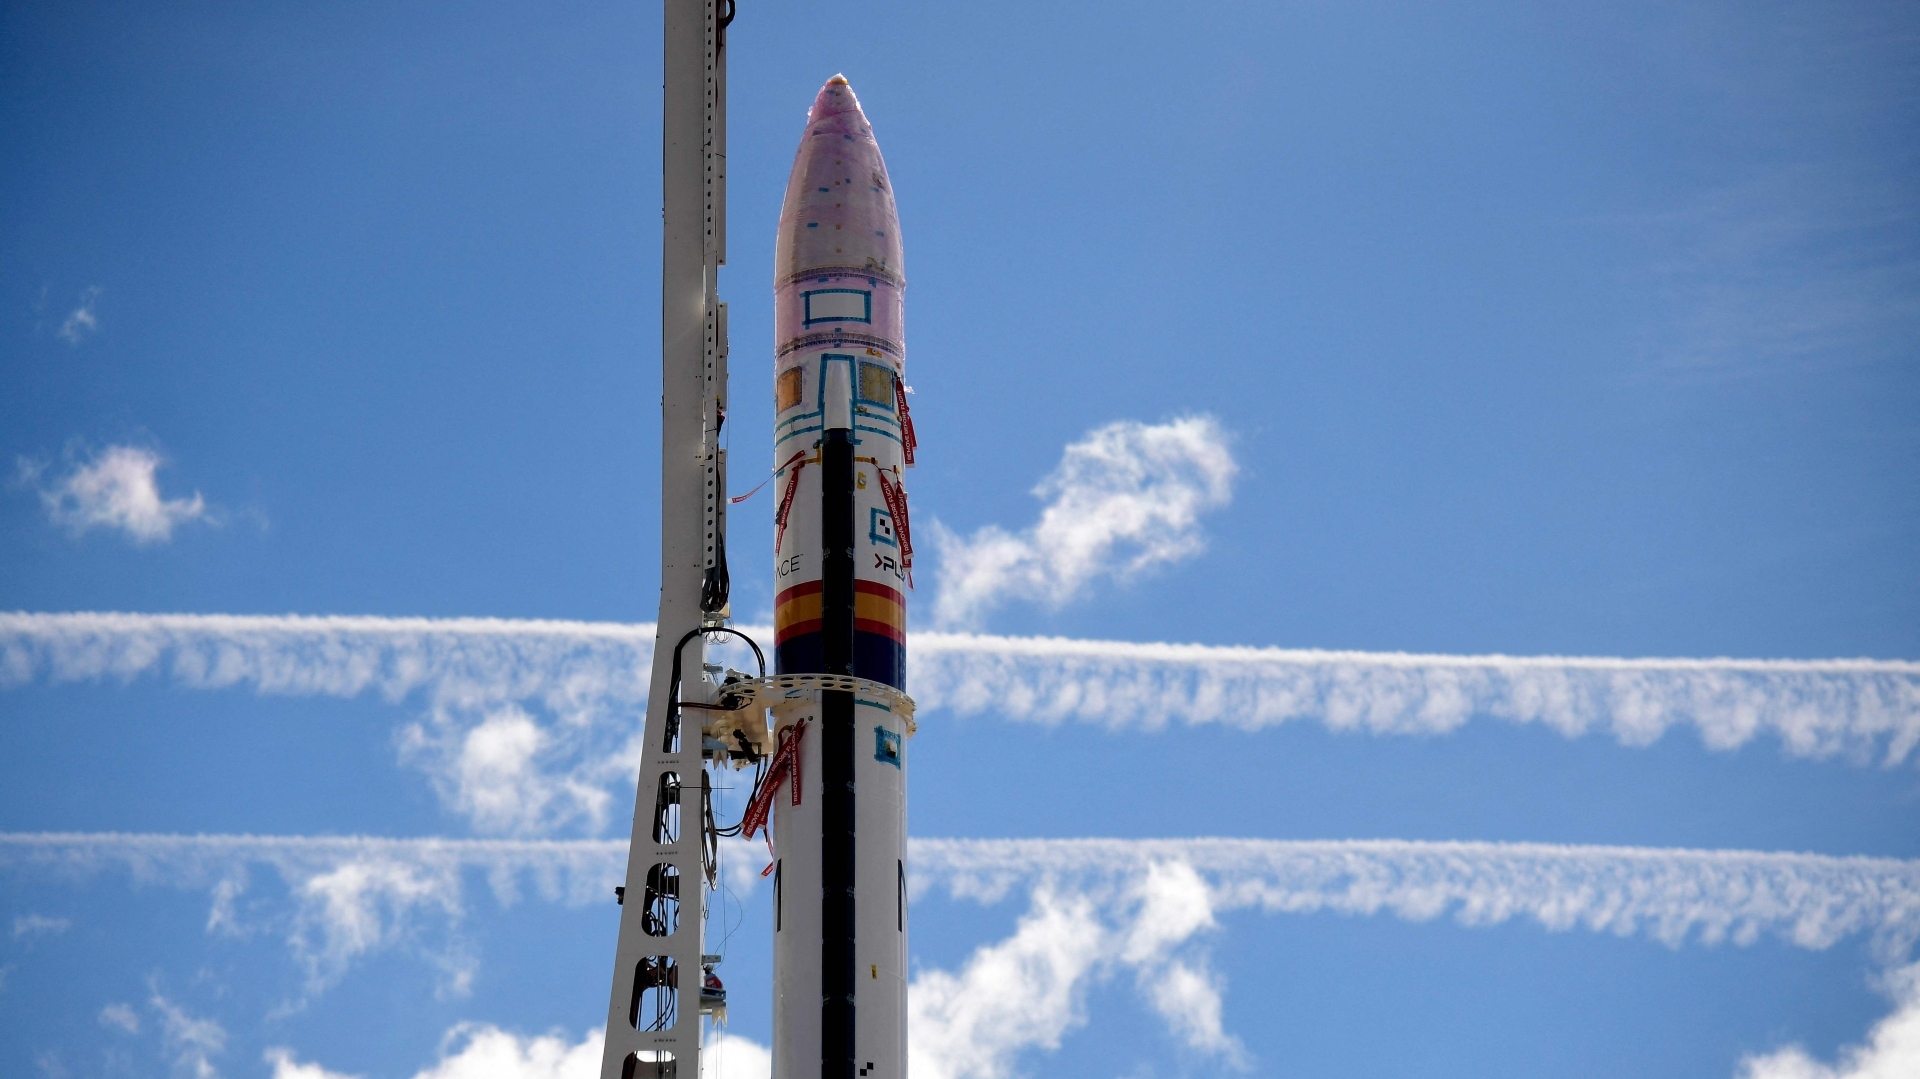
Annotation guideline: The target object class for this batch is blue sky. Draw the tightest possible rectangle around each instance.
[2,1,1917,1077]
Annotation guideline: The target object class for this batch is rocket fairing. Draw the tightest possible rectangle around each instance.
[767,75,914,1079]
[773,75,912,687]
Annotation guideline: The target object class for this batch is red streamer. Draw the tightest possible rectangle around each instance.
[875,468,914,589]
[894,380,917,466]
[771,451,808,555]
[742,718,808,856]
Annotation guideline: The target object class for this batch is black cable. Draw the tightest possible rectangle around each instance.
[667,625,767,883]
[701,771,718,887]
[664,626,766,752]
[700,526,730,614]
[706,752,768,839]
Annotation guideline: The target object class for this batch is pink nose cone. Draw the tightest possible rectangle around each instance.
[776,75,904,282]
[807,73,863,129]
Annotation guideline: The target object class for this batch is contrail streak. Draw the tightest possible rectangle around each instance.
[0,611,654,712]
[911,837,1920,958]
[911,632,1920,763]
[0,613,664,833]
[7,832,1914,1077]
[0,831,637,996]
[0,830,628,904]
[4,831,1914,958]
[4,612,1916,769]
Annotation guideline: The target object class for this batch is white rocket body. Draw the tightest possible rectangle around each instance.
[768,696,908,1079]
[767,75,913,1079]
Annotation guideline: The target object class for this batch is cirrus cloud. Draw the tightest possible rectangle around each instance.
[1738,962,1920,1079]
[3,613,1918,841]
[7,829,1916,1076]
[15,444,210,544]
[57,286,101,344]
[931,416,1238,628]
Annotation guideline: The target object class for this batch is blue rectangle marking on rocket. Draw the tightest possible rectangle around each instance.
[803,289,872,326]
[874,726,902,767]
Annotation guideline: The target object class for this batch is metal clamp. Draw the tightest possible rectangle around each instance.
[700,673,917,736]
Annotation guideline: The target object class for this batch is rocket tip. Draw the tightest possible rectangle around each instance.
[808,74,867,127]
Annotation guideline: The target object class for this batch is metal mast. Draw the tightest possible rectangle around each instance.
[600,1,730,1075]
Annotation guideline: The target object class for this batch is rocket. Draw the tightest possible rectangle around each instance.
[765,74,914,1079]
[602,16,923,1079]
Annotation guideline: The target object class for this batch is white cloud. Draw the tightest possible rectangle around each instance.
[18,833,1915,966]
[5,613,1914,840]
[0,832,642,1007]
[0,612,657,836]
[17,445,209,544]
[931,416,1237,628]
[22,614,650,835]
[149,985,227,1079]
[1737,963,1920,1079]
[99,1001,142,1034]
[57,287,99,344]
[910,861,1244,1079]
[265,1048,361,1079]
[411,1024,600,1079]
[1121,862,1243,1063]
[0,830,755,1009]
[910,885,1110,1079]
[452,709,550,826]
[0,608,1909,1070]
[1141,959,1237,1061]
[291,855,468,998]
[701,1032,773,1079]
[402,705,609,837]
[908,632,1920,766]
[910,838,1920,961]
[12,912,71,939]
[1623,164,1920,378]
[9,831,1915,1070]
[272,1027,768,1079]
[909,837,1920,1077]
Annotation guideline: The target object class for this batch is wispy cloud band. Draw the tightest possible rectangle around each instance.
[911,837,1920,959]
[4,613,1914,777]
[0,612,653,707]
[6,832,1914,959]
[10,831,1913,1077]
[0,831,627,903]
[0,831,630,998]
[910,632,1920,764]
[0,613,659,834]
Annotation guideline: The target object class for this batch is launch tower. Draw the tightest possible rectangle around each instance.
[599,9,916,1079]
